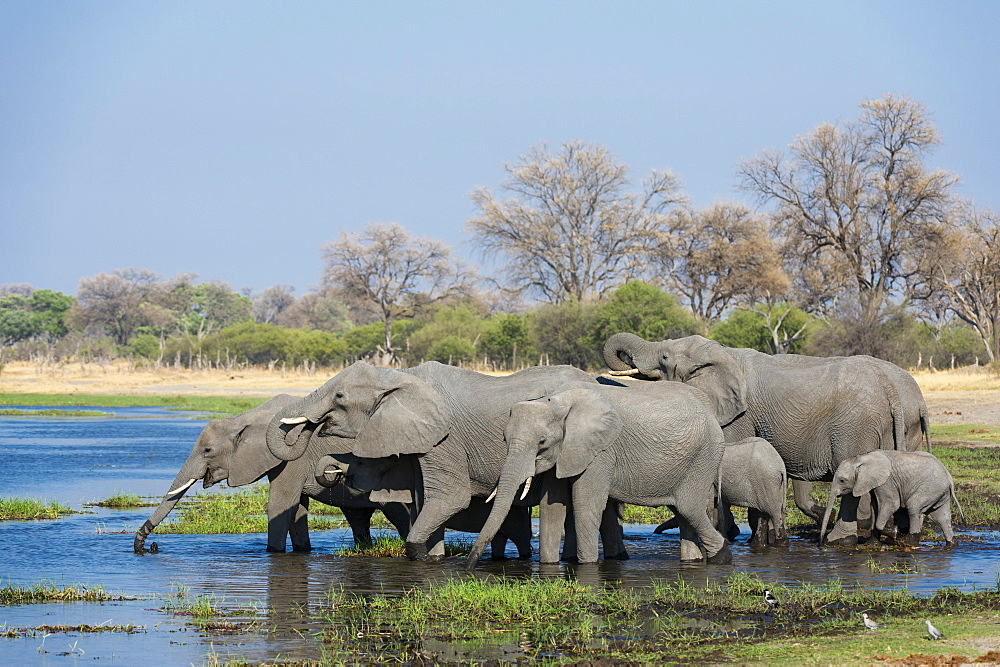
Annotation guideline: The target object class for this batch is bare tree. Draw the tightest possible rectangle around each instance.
[739,94,958,326]
[652,202,789,324]
[74,268,161,345]
[254,284,297,324]
[929,203,1000,362]
[322,222,473,365]
[467,140,686,303]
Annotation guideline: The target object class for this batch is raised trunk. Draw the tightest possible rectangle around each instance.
[818,486,839,546]
[465,445,534,568]
[266,404,318,461]
[134,460,206,554]
[602,332,648,372]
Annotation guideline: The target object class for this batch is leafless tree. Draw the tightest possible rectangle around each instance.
[929,203,1000,362]
[254,284,297,324]
[739,94,958,326]
[74,268,161,345]
[467,140,686,303]
[322,222,473,365]
[652,202,789,324]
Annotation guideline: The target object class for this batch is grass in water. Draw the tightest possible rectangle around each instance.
[316,573,1000,664]
[0,497,75,521]
[0,407,113,417]
[0,392,266,416]
[337,535,474,558]
[90,491,145,509]
[0,581,131,604]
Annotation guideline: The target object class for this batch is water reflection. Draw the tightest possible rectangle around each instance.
[0,409,997,663]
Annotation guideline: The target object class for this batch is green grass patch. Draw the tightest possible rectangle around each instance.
[0,497,75,521]
[0,407,113,417]
[336,535,474,558]
[0,393,265,417]
[90,491,145,509]
[0,581,132,604]
[930,423,1000,443]
[315,573,1000,664]
[933,445,1000,527]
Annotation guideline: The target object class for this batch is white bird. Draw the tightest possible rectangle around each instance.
[925,619,944,640]
[763,589,779,609]
[862,613,879,631]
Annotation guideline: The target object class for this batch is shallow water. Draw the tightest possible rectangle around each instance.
[1,409,997,663]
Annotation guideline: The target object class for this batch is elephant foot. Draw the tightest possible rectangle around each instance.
[291,545,313,553]
[603,549,629,561]
[266,545,287,553]
[900,533,921,547]
[824,534,858,547]
[748,533,767,548]
[706,544,733,565]
[944,539,958,548]
[405,542,430,561]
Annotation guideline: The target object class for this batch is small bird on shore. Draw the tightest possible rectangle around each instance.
[862,613,879,631]
[925,619,944,640]
[763,589,779,609]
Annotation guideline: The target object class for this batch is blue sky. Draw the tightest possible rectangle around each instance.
[2,2,998,297]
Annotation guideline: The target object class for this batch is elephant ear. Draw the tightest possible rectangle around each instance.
[853,452,892,497]
[227,421,290,487]
[679,337,747,427]
[352,372,451,458]
[554,388,623,479]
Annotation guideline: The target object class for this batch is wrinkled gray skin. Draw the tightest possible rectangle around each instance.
[265,361,625,562]
[134,395,413,555]
[604,333,925,546]
[467,381,731,566]
[820,450,963,547]
[655,436,789,547]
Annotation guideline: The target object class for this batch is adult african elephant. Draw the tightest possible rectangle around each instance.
[603,333,920,545]
[134,395,414,555]
[465,380,731,566]
[265,361,625,562]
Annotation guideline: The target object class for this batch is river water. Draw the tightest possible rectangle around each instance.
[1,408,997,664]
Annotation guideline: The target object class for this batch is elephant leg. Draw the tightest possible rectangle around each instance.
[792,480,826,523]
[674,497,731,564]
[341,506,376,548]
[927,504,956,546]
[405,497,468,561]
[540,474,569,563]
[747,507,767,546]
[267,482,311,553]
[569,473,612,564]
[561,503,579,562]
[288,499,312,552]
[600,500,628,560]
[823,493,860,546]
[676,515,703,562]
[653,515,679,534]
[723,505,741,544]
[856,492,873,534]
[498,506,532,559]
[490,533,510,559]
[379,502,416,541]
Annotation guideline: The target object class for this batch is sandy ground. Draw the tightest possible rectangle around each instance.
[2,360,998,427]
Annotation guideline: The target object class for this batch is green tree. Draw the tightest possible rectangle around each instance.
[404,305,486,366]
[529,299,600,369]
[710,306,811,354]
[479,313,535,369]
[590,281,702,345]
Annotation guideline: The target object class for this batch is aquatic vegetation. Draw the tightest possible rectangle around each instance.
[0,497,75,521]
[337,535,478,558]
[0,392,265,416]
[0,581,131,605]
[91,491,144,509]
[0,407,112,417]
[161,583,261,633]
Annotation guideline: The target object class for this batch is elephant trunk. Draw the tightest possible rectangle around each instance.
[266,400,321,461]
[134,459,206,554]
[466,445,535,568]
[602,332,649,372]
[818,485,840,546]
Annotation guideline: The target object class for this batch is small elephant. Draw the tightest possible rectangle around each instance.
[820,451,964,547]
[467,380,731,566]
[655,436,788,547]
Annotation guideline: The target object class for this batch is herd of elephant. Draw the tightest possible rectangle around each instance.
[134,333,964,566]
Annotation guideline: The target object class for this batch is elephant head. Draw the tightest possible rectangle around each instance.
[466,384,623,567]
[603,333,747,427]
[819,451,892,544]
[265,361,453,462]
[134,394,299,554]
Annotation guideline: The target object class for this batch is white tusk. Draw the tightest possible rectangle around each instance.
[485,487,498,503]
[519,476,533,501]
[167,478,198,497]
[324,467,344,475]
[281,416,309,425]
[607,369,640,376]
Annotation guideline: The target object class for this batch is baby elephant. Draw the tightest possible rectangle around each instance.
[655,437,788,546]
[820,451,964,547]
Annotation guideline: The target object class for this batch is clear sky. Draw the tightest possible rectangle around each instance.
[2,2,998,297]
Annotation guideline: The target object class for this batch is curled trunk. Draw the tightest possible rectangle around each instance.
[602,332,649,372]
[266,406,316,461]
[134,462,206,554]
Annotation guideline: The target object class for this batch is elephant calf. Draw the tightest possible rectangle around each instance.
[654,436,789,547]
[820,451,964,547]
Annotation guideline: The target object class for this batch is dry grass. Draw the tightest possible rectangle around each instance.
[911,366,1000,393]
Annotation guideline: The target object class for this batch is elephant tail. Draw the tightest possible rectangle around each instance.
[950,481,966,524]
[920,405,932,453]
[883,373,906,451]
